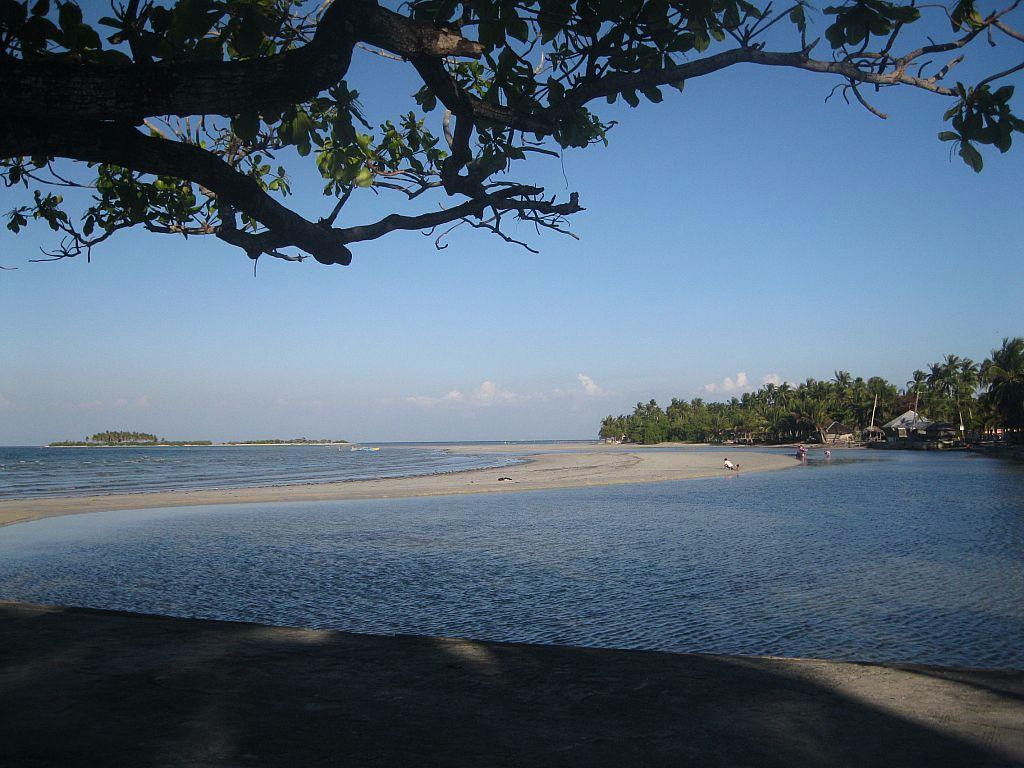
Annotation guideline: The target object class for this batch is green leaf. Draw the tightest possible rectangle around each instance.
[232,113,260,142]
[547,77,565,103]
[505,13,529,43]
[641,86,663,104]
[993,85,1014,104]
[937,131,960,142]
[959,141,983,173]
[825,22,845,48]
[75,22,100,49]
[995,124,1012,153]
[57,1,83,32]
[789,4,806,33]
[233,11,264,57]
[354,167,374,187]
[7,211,28,233]
[478,19,505,47]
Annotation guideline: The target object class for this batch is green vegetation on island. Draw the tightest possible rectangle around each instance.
[48,432,347,447]
[49,431,212,447]
[600,337,1024,445]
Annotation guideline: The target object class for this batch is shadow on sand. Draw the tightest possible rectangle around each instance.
[1,601,1021,767]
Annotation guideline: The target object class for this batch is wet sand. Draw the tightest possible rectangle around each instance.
[0,444,795,528]
[2,601,1020,767]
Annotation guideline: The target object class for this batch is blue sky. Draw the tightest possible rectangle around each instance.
[2,5,1023,443]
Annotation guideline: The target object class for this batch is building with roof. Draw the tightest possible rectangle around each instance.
[824,421,856,443]
[883,410,933,441]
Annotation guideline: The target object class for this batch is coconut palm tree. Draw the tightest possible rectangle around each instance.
[981,337,1024,437]
[927,355,962,422]
[956,357,980,430]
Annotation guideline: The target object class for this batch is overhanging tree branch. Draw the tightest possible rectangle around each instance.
[0,0,483,121]
[1,0,1020,268]
[1,117,353,264]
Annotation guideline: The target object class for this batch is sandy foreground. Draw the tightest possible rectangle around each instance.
[0,443,796,528]
[2,601,1021,767]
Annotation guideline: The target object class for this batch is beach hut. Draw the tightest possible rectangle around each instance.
[824,421,856,443]
[883,410,932,441]
[862,425,886,442]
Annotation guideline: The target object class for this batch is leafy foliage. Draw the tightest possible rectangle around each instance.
[1,0,1022,265]
[939,84,1023,172]
[981,337,1024,432]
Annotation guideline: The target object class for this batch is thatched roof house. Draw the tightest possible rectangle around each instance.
[862,425,886,442]
[883,410,932,440]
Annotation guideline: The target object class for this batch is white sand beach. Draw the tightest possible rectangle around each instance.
[0,444,796,528]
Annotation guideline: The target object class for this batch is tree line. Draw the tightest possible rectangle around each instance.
[87,431,158,444]
[599,337,1024,445]
[48,431,215,446]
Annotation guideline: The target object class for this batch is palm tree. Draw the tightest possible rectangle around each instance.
[956,357,980,430]
[927,355,962,422]
[906,369,928,395]
[981,337,1024,437]
[793,394,832,444]
[905,369,929,423]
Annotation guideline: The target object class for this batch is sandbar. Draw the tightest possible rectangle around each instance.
[0,443,796,528]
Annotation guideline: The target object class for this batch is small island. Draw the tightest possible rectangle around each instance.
[48,431,346,447]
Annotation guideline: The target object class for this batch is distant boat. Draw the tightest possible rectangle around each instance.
[350,446,380,452]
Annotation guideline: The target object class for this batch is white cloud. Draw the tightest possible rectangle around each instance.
[727,372,749,390]
[705,371,748,393]
[114,398,129,407]
[405,389,466,408]
[406,374,608,410]
[77,400,104,410]
[577,373,604,397]
[135,395,151,408]
[472,380,519,406]
[703,372,787,395]
[704,371,757,394]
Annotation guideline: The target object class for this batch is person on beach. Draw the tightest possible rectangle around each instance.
[723,458,738,471]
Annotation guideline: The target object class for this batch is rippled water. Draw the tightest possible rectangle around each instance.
[0,444,520,498]
[0,450,1021,668]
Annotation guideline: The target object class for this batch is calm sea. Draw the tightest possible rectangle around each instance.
[0,444,523,499]
[0,448,1021,668]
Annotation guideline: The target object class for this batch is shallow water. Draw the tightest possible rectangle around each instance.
[0,444,520,498]
[0,450,1021,668]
